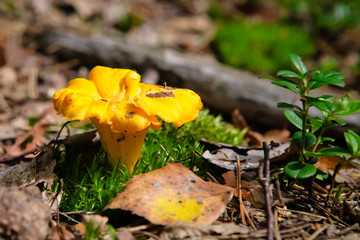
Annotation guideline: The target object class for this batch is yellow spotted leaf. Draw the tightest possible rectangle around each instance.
[105,163,234,225]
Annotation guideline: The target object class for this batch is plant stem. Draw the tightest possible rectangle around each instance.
[300,77,309,162]
[311,126,326,153]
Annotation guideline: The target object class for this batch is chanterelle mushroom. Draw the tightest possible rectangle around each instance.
[53,66,202,173]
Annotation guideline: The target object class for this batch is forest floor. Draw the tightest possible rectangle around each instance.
[1,1,360,239]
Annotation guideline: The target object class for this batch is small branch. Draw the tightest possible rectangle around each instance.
[236,156,245,224]
[262,142,274,240]
[273,208,281,240]
[0,147,39,163]
[236,156,256,230]
[308,224,327,240]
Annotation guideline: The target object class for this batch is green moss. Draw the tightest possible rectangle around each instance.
[212,20,315,72]
[54,109,246,213]
[115,13,143,33]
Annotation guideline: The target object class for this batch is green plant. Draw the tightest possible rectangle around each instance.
[83,219,117,240]
[212,21,315,72]
[278,0,360,36]
[263,53,360,180]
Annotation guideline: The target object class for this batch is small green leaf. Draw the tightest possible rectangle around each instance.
[307,156,319,164]
[312,101,334,112]
[284,161,317,179]
[259,75,280,81]
[277,102,296,109]
[318,95,334,100]
[309,117,324,132]
[284,110,303,130]
[306,97,334,112]
[344,130,360,156]
[320,137,335,143]
[335,101,360,116]
[277,70,301,78]
[316,171,329,181]
[334,184,344,200]
[328,94,360,116]
[311,71,345,87]
[289,54,308,76]
[272,80,299,93]
[292,131,317,150]
[318,147,351,156]
[308,81,328,90]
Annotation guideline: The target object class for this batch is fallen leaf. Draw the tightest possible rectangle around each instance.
[0,186,51,240]
[1,111,51,160]
[241,180,266,209]
[221,171,265,208]
[116,230,136,240]
[315,155,343,173]
[263,129,291,144]
[315,156,360,183]
[160,222,249,239]
[0,145,56,187]
[202,141,291,171]
[0,160,36,186]
[105,163,234,225]
[232,109,290,145]
[222,171,237,188]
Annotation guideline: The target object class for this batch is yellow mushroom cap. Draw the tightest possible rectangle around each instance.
[53,66,203,133]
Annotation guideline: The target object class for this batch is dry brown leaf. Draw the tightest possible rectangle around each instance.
[0,160,36,186]
[105,163,234,225]
[160,222,249,239]
[232,109,290,146]
[241,180,266,208]
[115,230,136,240]
[222,171,237,188]
[0,145,56,187]
[0,105,55,161]
[315,155,343,173]
[221,171,265,208]
[202,142,291,171]
[0,186,51,240]
[315,156,360,183]
[263,128,291,144]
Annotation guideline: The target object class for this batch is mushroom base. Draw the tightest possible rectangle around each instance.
[92,119,149,173]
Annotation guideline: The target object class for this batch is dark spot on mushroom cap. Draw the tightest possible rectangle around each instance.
[146,91,175,98]
[126,112,135,118]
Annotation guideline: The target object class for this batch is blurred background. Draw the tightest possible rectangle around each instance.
[1,0,360,138]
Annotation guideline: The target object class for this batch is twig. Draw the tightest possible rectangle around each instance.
[279,223,312,234]
[274,173,286,205]
[273,208,281,240]
[236,156,245,224]
[57,212,82,224]
[300,194,349,227]
[308,224,327,240]
[234,156,256,229]
[0,147,39,163]
[345,183,358,200]
[58,211,96,216]
[335,223,359,235]
[262,141,274,240]
[275,207,327,220]
[160,144,175,162]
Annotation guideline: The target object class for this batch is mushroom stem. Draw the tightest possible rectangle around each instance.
[92,119,149,173]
